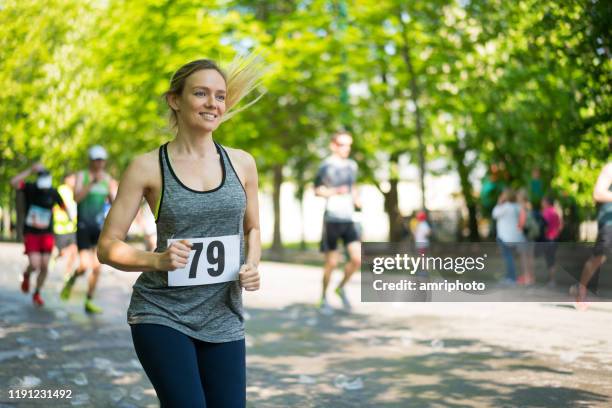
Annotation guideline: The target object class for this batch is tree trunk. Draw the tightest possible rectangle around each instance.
[16,190,25,241]
[299,188,307,250]
[466,203,479,241]
[451,141,480,241]
[271,164,284,253]
[397,8,426,210]
[384,153,403,242]
[2,201,12,239]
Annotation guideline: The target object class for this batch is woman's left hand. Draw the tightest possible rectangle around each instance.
[239,263,260,291]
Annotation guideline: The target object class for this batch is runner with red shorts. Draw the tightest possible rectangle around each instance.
[11,163,67,307]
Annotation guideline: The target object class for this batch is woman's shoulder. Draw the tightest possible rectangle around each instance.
[222,146,256,169]
[131,148,159,169]
[122,148,161,184]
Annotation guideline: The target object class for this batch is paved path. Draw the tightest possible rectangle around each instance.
[0,242,611,407]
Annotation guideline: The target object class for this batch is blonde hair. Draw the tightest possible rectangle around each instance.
[164,53,267,129]
[222,53,268,122]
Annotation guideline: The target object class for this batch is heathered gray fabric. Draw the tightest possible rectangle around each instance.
[314,156,358,222]
[127,142,246,342]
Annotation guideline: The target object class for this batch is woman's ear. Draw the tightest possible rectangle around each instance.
[167,93,180,111]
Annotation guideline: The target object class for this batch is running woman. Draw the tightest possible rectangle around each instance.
[11,163,67,307]
[315,131,362,311]
[97,57,264,408]
[572,160,612,306]
[60,145,117,314]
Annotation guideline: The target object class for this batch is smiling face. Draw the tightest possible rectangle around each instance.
[168,69,227,134]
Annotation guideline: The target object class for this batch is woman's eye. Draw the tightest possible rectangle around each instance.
[216,95,225,101]
[195,91,205,97]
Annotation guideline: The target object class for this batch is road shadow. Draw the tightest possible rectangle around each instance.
[0,293,609,407]
[244,303,610,408]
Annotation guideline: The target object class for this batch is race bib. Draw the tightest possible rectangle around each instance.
[25,205,52,229]
[167,235,240,287]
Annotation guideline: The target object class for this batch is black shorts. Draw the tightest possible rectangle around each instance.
[55,233,76,251]
[593,224,612,257]
[77,222,101,250]
[320,221,360,252]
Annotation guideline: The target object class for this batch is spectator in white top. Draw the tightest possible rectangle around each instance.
[493,188,527,284]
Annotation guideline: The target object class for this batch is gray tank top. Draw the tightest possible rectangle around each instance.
[127,142,246,342]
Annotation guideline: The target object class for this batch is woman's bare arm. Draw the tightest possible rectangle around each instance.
[593,163,612,203]
[242,152,261,268]
[228,148,261,291]
[97,153,162,271]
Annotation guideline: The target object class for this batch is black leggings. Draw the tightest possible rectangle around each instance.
[130,324,246,408]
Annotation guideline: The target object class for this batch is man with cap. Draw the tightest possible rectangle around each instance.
[60,145,117,313]
[11,162,67,307]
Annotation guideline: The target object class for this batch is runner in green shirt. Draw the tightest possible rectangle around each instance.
[60,146,117,313]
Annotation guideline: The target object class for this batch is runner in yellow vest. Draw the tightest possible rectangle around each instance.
[53,173,78,281]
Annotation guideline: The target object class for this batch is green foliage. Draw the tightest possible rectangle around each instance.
[1,0,609,223]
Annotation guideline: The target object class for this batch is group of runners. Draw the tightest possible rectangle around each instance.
[8,54,609,407]
[11,146,116,313]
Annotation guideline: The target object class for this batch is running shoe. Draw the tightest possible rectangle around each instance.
[60,279,74,301]
[32,292,44,307]
[318,297,333,315]
[21,273,30,293]
[335,287,352,310]
[84,299,103,314]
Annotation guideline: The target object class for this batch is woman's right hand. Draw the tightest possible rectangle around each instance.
[156,240,193,271]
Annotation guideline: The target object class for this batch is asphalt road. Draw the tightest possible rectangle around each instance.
[0,242,611,407]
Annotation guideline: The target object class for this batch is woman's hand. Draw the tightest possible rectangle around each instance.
[239,263,260,291]
[157,240,192,271]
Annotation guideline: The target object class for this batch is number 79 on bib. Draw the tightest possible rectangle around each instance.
[167,235,240,287]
